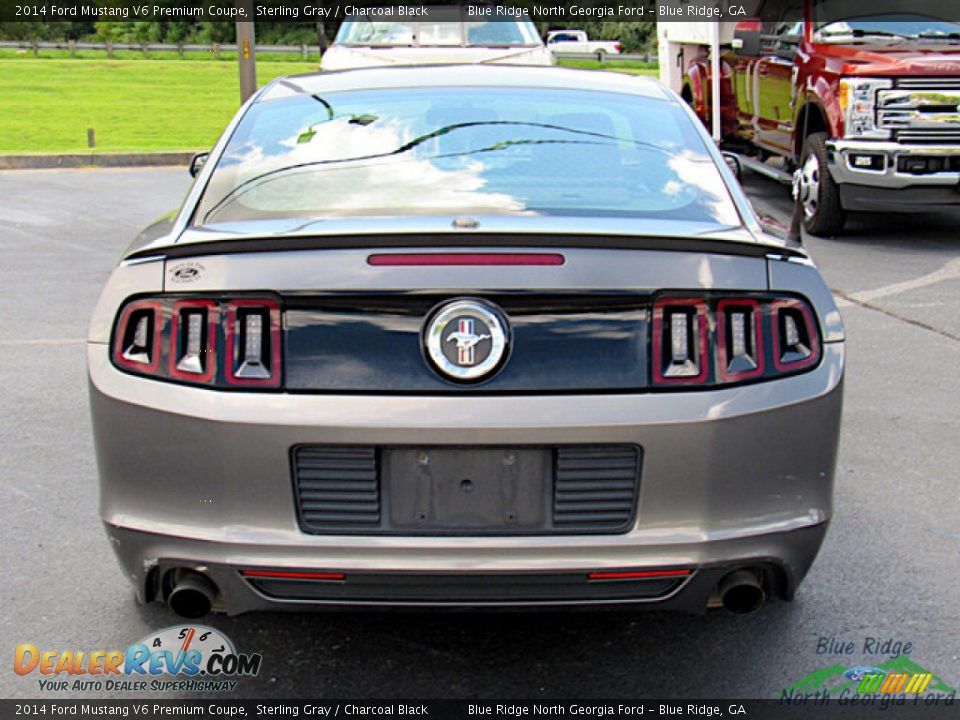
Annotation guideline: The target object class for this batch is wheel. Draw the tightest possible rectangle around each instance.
[596,49,607,62]
[796,132,846,236]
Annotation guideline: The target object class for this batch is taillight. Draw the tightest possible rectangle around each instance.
[652,298,708,384]
[169,300,216,382]
[717,298,764,381]
[652,294,821,388]
[111,295,282,390]
[771,299,820,372]
[113,301,161,373]
[614,42,622,53]
[225,299,281,387]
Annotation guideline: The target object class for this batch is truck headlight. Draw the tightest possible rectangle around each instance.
[839,78,891,139]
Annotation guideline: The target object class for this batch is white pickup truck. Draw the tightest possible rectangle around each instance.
[546,30,621,58]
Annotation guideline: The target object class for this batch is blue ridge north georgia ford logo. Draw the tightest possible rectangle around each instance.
[425,299,508,381]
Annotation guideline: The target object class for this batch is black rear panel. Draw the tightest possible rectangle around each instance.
[292,444,642,536]
[283,293,649,393]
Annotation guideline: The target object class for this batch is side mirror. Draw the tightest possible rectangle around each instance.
[721,152,742,180]
[733,20,762,56]
[189,152,210,178]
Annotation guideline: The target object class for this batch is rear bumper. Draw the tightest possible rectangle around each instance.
[826,139,960,210]
[838,184,960,213]
[89,341,843,614]
[104,522,829,614]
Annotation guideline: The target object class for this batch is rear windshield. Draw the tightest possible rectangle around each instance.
[335,19,542,47]
[195,87,741,227]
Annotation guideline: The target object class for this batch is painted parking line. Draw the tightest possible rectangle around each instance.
[834,257,960,308]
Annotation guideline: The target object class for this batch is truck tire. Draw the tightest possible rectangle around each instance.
[797,132,846,236]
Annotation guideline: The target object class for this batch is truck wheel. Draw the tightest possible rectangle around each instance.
[596,49,607,62]
[797,133,846,236]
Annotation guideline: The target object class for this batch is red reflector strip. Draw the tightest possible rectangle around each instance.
[241,570,345,580]
[588,569,691,581]
[368,253,565,267]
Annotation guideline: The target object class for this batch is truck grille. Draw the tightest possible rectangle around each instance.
[895,130,960,144]
[878,79,960,143]
[894,78,960,90]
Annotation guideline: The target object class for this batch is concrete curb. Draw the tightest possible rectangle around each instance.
[0,152,197,170]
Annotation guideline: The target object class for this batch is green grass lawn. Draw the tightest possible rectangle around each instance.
[557,58,658,75]
[0,58,318,153]
[0,57,658,154]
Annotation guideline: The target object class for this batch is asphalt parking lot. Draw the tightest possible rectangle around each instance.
[1,167,958,700]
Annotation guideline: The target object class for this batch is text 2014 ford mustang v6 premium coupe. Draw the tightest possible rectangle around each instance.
[88,66,844,617]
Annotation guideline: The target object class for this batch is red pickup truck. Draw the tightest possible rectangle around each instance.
[681,1,960,235]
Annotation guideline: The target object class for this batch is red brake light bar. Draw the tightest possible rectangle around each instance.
[241,570,345,580]
[367,253,565,267]
[588,569,692,581]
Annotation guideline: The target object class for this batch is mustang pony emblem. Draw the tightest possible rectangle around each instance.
[446,319,491,366]
[424,299,508,381]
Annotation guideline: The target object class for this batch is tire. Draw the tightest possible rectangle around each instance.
[596,49,607,62]
[797,132,846,236]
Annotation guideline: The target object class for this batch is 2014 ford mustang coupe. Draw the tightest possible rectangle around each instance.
[88,66,844,618]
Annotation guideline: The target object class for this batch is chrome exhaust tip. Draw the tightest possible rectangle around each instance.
[718,569,766,614]
[167,571,217,619]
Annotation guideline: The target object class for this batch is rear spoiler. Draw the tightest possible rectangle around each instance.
[125,233,806,262]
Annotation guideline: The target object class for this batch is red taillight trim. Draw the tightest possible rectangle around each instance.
[367,253,565,267]
[224,298,282,387]
[241,570,345,580]
[771,299,821,372]
[716,298,765,382]
[113,300,162,373]
[168,299,217,383]
[652,298,709,385]
[588,569,692,581]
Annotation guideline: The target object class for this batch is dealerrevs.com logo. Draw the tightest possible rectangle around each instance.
[14,625,262,693]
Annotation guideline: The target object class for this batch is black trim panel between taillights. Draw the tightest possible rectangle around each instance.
[109,291,823,393]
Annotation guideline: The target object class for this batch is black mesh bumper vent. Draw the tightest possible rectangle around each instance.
[553,446,641,530]
[293,446,380,530]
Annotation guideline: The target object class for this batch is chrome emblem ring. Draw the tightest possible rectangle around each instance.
[425,300,508,381]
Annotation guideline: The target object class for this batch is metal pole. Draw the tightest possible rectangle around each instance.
[236,13,256,104]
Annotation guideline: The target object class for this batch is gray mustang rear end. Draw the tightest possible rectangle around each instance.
[88,66,844,617]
